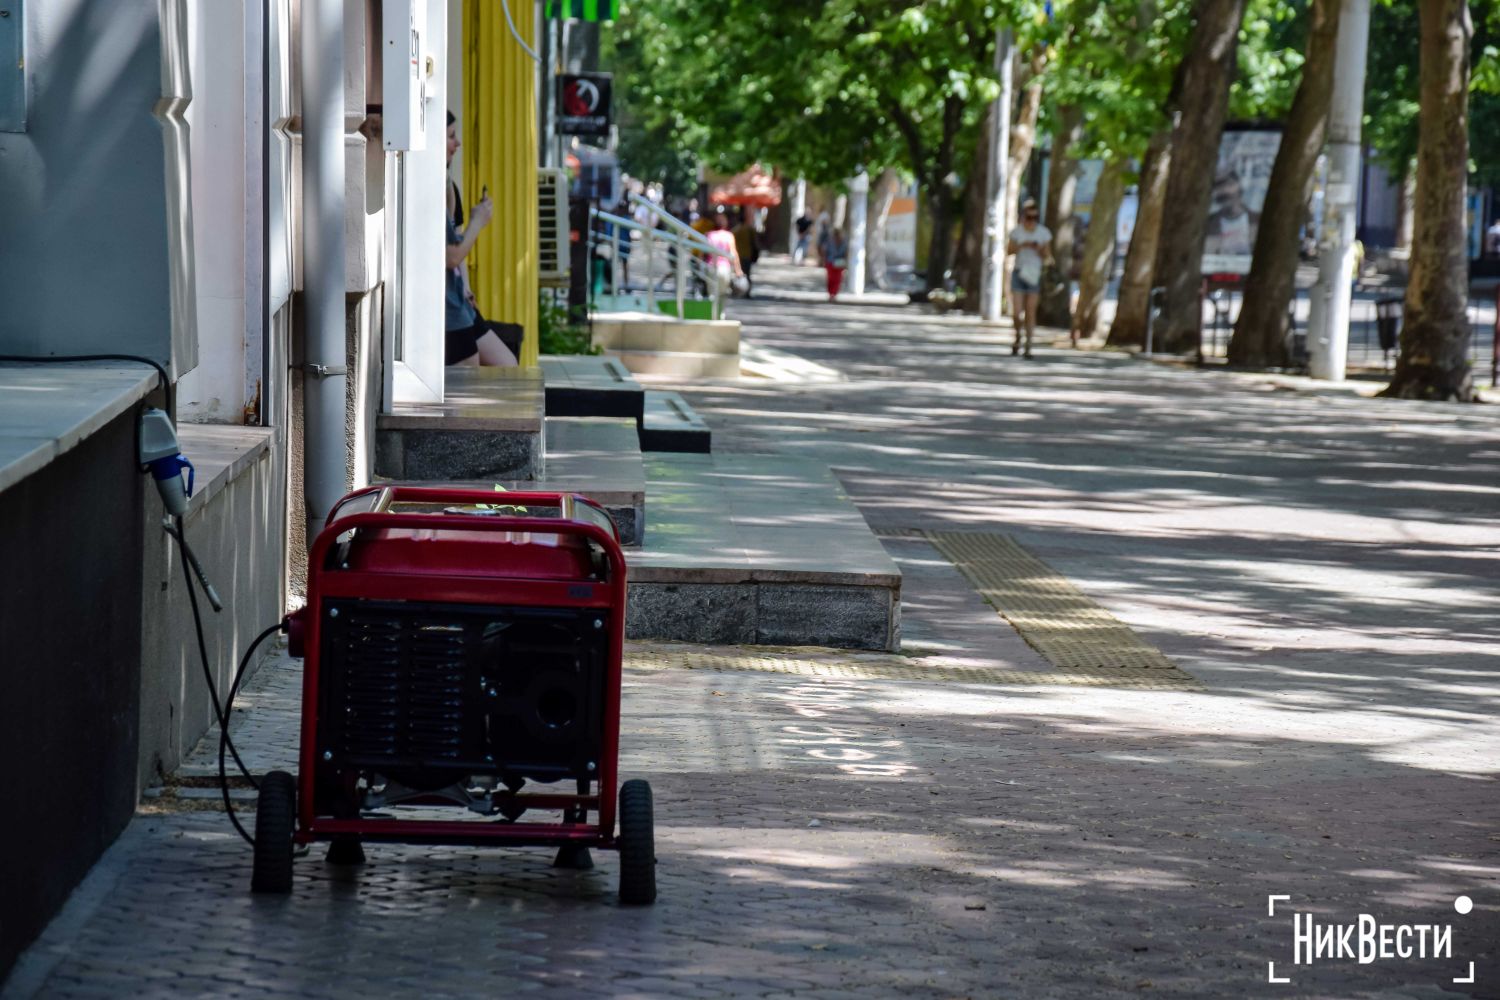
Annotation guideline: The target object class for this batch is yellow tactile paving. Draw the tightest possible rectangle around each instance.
[626,636,1199,691]
[624,532,1199,690]
[925,531,1198,685]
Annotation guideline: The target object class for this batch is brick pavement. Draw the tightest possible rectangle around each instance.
[6,269,1500,998]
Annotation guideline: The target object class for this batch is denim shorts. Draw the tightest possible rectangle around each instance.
[1012,270,1040,295]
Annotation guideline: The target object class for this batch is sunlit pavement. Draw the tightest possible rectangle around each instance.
[8,259,1499,999]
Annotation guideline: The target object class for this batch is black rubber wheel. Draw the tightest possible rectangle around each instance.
[617,779,656,905]
[251,770,296,894]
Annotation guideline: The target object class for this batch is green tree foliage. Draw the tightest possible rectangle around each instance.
[1364,0,1421,180]
[613,0,1051,285]
[1366,0,1500,186]
[1046,0,1192,166]
[1229,0,1307,122]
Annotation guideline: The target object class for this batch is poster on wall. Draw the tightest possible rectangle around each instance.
[883,183,920,267]
[1202,128,1282,275]
[558,73,612,136]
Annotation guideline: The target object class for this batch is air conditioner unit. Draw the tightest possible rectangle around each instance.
[539,168,570,288]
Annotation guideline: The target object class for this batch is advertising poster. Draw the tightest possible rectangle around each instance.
[1202,128,1282,274]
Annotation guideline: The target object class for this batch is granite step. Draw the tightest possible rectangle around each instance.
[625,453,901,651]
[435,417,646,546]
[539,354,644,422]
[640,391,711,453]
[375,367,544,481]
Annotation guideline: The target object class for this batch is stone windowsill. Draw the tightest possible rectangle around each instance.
[0,363,273,510]
[175,424,274,514]
[0,363,159,495]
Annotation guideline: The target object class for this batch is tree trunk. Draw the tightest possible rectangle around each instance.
[954,104,995,307]
[1383,0,1473,401]
[1005,46,1048,247]
[1227,0,1342,368]
[866,168,900,290]
[1395,167,1416,252]
[925,189,957,291]
[1107,128,1173,347]
[1152,0,1249,354]
[1073,158,1128,342]
[1038,106,1085,327]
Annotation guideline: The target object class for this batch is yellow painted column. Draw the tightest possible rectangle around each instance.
[462,0,539,366]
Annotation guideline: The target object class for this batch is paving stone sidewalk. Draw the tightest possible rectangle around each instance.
[7,267,1499,999]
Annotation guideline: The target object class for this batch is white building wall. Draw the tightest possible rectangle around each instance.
[179,0,249,423]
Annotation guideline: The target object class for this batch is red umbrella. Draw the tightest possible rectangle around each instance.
[709,165,782,207]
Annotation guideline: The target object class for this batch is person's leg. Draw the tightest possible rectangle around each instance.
[1069,281,1080,347]
[827,266,844,299]
[1023,292,1039,357]
[743,260,753,298]
[1010,274,1025,353]
[446,327,481,366]
[473,330,518,366]
[485,320,524,360]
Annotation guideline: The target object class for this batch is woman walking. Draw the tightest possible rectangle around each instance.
[1006,200,1052,358]
[817,220,848,301]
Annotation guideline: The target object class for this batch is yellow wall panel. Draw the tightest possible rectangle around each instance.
[462,0,539,366]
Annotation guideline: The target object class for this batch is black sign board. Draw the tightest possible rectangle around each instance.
[558,73,612,136]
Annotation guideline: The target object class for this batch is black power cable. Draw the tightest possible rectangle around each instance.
[175,515,257,786]
[172,515,288,846]
[218,622,286,846]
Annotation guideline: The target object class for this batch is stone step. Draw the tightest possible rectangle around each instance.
[589,313,741,379]
[625,453,901,651]
[375,367,544,481]
[612,350,740,379]
[640,391,710,453]
[539,354,644,422]
[434,417,646,546]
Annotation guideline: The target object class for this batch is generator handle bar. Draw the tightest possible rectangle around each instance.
[310,510,627,585]
[325,485,616,538]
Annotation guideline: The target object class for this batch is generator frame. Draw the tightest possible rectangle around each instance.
[255,485,652,901]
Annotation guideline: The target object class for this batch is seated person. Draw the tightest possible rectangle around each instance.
[446,111,519,367]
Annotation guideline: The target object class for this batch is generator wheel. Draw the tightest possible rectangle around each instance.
[251,770,296,894]
[617,779,656,905]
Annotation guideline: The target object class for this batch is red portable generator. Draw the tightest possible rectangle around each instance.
[255,485,654,904]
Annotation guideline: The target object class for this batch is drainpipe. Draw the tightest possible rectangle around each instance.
[301,0,347,536]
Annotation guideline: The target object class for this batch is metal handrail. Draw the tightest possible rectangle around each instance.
[588,207,727,318]
[626,193,722,252]
[592,210,730,260]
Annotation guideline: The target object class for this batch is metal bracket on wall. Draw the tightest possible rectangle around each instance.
[299,363,348,378]
[0,0,25,133]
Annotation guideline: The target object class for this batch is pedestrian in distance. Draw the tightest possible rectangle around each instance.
[444,111,518,367]
[793,212,814,265]
[732,210,761,297]
[1007,200,1051,358]
[704,213,744,300]
[818,221,848,301]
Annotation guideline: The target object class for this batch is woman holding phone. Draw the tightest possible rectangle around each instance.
[445,111,519,366]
